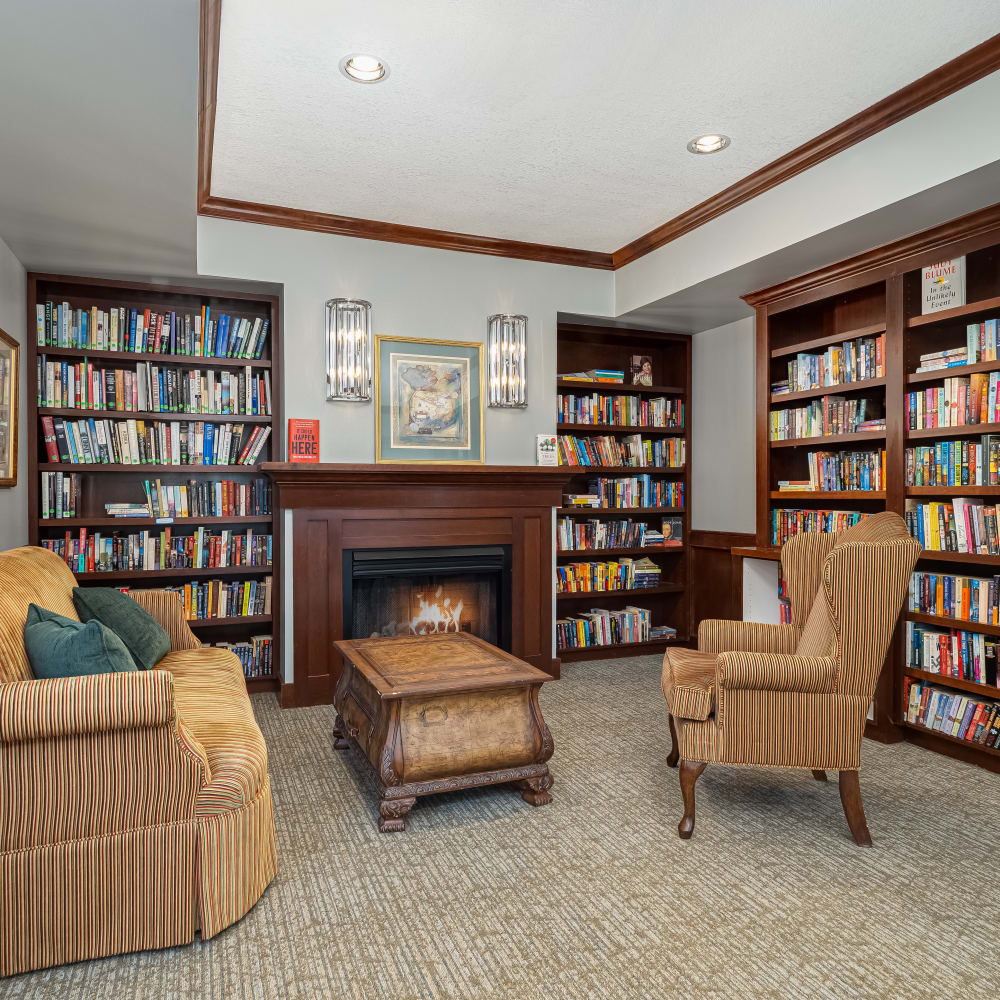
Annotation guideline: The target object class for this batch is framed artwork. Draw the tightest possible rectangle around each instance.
[375,335,484,464]
[0,328,18,487]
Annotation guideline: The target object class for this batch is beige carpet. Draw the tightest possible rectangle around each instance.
[5,655,999,999]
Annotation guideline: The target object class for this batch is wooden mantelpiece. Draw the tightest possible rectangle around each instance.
[263,463,576,707]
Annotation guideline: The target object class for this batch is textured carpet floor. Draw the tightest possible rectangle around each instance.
[5,654,1000,999]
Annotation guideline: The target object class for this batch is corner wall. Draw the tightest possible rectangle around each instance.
[0,235,26,550]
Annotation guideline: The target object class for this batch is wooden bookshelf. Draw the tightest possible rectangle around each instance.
[769,375,886,404]
[744,204,1000,772]
[555,321,691,659]
[26,273,283,693]
[769,430,886,449]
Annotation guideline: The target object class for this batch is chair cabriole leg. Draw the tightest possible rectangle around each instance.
[667,715,680,768]
[677,760,707,840]
[838,770,872,847]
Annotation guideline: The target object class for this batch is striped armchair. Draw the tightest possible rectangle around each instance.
[0,546,278,975]
[661,512,920,845]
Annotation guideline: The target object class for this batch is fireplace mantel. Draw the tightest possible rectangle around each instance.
[263,463,576,707]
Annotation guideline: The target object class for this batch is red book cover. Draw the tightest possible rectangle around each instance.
[288,419,320,463]
[40,416,60,461]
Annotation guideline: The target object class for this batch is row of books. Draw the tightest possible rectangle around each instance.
[905,438,1000,487]
[906,621,997,685]
[556,557,662,594]
[778,450,886,493]
[904,680,1000,747]
[141,478,271,519]
[563,479,684,510]
[905,499,1000,555]
[909,571,1000,627]
[126,576,273,621]
[39,529,272,573]
[771,333,885,394]
[769,396,884,441]
[41,416,271,467]
[38,471,82,520]
[38,357,272,416]
[217,635,274,680]
[905,374,1000,429]
[557,393,683,428]
[556,516,683,552]
[557,434,685,469]
[36,302,270,359]
[556,606,663,650]
[770,509,867,547]
[914,321,999,372]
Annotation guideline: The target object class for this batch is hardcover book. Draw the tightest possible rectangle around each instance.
[922,257,966,314]
[288,418,319,463]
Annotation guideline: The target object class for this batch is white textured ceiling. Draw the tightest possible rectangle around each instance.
[212,0,999,252]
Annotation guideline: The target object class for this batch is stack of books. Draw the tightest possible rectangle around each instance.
[558,369,625,384]
[104,503,151,519]
[632,557,662,588]
[649,624,678,640]
[562,493,601,508]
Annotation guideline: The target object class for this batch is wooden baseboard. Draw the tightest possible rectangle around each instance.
[279,681,296,708]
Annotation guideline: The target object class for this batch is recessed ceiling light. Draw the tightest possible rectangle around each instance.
[339,54,389,84]
[687,134,730,155]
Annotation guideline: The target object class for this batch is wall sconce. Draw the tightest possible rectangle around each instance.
[326,298,373,401]
[487,313,527,408]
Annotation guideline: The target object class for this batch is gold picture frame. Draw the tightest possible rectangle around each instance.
[374,334,485,464]
[0,327,18,488]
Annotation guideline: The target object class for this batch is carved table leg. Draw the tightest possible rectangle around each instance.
[667,716,680,768]
[379,795,416,833]
[811,769,828,781]
[677,760,707,840]
[517,771,554,806]
[333,714,350,751]
[838,770,873,847]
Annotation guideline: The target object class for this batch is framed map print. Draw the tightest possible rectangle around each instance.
[374,335,484,464]
[0,328,18,487]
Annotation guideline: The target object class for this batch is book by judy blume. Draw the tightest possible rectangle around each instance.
[922,257,965,314]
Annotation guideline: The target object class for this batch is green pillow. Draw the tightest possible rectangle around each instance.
[24,604,137,679]
[72,587,170,670]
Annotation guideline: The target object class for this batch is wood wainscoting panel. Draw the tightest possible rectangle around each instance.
[689,530,755,639]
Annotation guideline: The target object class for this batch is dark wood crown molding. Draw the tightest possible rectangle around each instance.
[743,200,1000,309]
[612,33,1000,269]
[199,2,1000,271]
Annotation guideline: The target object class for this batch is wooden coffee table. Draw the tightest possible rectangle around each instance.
[332,633,555,832]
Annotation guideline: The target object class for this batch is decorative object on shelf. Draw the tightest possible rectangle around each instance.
[536,434,557,466]
[630,355,653,386]
[0,328,18,487]
[288,418,320,463]
[486,313,527,408]
[326,298,373,401]
[374,335,484,464]
[921,257,965,314]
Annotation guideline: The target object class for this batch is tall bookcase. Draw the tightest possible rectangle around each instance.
[554,322,691,662]
[745,203,1000,772]
[26,273,282,692]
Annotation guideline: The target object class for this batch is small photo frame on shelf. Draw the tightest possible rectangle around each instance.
[374,335,484,464]
[630,355,653,386]
[0,328,18,487]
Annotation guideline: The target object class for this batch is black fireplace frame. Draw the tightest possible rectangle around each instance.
[342,544,513,650]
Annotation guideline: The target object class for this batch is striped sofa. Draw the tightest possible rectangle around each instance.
[0,546,278,976]
[662,512,920,845]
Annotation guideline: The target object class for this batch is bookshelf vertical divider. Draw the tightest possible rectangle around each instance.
[744,203,1000,773]
[25,273,282,693]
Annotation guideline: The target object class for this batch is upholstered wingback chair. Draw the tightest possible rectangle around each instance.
[661,512,920,845]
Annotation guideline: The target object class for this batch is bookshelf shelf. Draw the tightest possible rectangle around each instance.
[905,611,1000,638]
[900,720,1000,761]
[38,407,272,424]
[769,376,886,405]
[906,358,1000,384]
[904,293,1000,329]
[906,422,1000,441]
[906,485,1000,496]
[28,272,282,694]
[557,423,684,435]
[769,323,886,359]
[36,345,272,369]
[903,667,1000,700]
[768,490,887,500]
[769,430,886,449]
[917,550,1000,567]
[555,320,691,661]
[556,379,685,395]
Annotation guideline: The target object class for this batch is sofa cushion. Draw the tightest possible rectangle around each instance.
[72,587,170,670]
[661,647,717,721]
[160,647,268,814]
[23,604,137,679]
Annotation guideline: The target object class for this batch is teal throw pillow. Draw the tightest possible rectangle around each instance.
[23,603,138,679]
[72,587,170,670]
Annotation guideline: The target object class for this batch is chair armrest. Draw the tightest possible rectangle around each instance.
[698,620,798,656]
[128,589,201,651]
[716,651,838,694]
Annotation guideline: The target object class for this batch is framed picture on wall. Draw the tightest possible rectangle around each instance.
[0,328,18,487]
[374,335,484,464]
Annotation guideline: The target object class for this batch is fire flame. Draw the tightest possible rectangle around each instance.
[410,586,464,634]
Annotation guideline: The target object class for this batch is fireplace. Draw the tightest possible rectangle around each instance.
[343,545,512,650]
